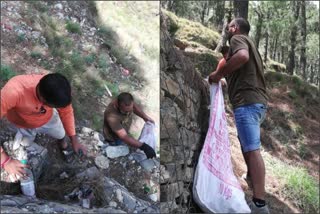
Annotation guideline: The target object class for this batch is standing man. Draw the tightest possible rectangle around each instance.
[103,92,156,159]
[209,18,269,213]
[1,73,87,182]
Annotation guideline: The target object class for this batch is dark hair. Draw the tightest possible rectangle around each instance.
[118,92,134,106]
[38,73,71,108]
[220,46,229,55]
[234,18,250,34]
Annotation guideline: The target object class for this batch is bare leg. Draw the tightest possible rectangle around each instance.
[244,149,265,200]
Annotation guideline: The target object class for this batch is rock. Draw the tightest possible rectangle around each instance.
[160,200,179,213]
[106,145,129,159]
[56,12,64,20]
[160,165,170,183]
[121,190,137,211]
[59,172,69,179]
[31,31,41,40]
[160,181,184,201]
[76,167,100,180]
[103,208,126,213]
[81,127,94,135]
[140,159,158,172]
[0,195,127,213]
[109,201,117,207]
[93,131,104,142]
[148,193,158,202]
[115,189,123,203]
[94,155,109,169]
[81,198,90,209]
[54,3,63,10]
[131,152,147,162]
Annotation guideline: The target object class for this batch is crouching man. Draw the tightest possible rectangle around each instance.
[103,92,156,159]
[0,73,87,182]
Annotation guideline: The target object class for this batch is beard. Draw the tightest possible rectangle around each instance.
[226,31,233,42]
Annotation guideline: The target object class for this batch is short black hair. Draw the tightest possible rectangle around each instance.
[234,18,250,34]
[118,92,134,106]
[38,73,71,108]
[220,46,229,55]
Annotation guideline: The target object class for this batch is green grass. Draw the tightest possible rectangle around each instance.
[66,21,81,34]
[265,154,319,213]
[0,65,16,81]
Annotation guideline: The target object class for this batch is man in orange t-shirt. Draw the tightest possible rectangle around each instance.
[0,73,87,181]
[212,46,229,87]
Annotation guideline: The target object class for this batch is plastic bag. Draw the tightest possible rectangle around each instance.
[138,121,157,151]
[193,83,250,213]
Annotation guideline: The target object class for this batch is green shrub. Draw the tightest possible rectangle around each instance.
[30,51,42,59]
[70,52,85,72]
[54,60,73,80]
[17,33,26,43]
[292,75,303,87]
[66,21,81,34]
[84,53,96,65]
[0,65,16,81]
[97,55,108,70]
[63,38,73,51]
[105,81,119,97]
[288,90,298,99]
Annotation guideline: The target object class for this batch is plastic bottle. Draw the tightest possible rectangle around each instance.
[20,160,36,197]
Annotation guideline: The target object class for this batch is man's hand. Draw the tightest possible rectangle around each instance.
[208,71,223,84]
[70,136,87,156]
[3,158,27,178]
[140,143,156,159]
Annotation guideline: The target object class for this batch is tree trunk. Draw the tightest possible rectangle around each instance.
[281,45,285,64]
[215,1,225,31]
[254,8,263,48]
[200,1,208,25]
[264,31,269,63]
[300,0,307,80]
[272,37,278,60]
[233,0,248,19]
[310,64,314,83]
[287,1,300,75]
[215,9,232,52]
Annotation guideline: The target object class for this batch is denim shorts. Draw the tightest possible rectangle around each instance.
[234,103,267,153]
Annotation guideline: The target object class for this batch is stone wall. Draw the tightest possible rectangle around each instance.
[160,11,210,213]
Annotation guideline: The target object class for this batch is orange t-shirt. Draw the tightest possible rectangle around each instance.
[0,74,76,136]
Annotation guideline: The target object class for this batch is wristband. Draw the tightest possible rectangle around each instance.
[1,156,11,168]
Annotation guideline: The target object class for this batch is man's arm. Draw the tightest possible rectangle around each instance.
[209,49,249,83]
[57,105,87,154]
[133,102,154,123]
[115,128,143,148]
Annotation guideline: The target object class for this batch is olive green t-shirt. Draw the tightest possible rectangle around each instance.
[103,102,132,142]
[226,34,268,109]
